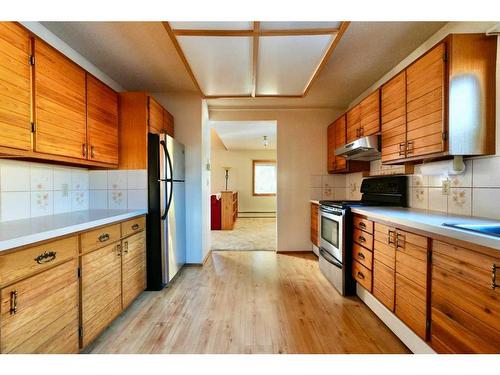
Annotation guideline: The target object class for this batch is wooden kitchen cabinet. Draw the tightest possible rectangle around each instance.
[381,71,407,163]
[163,108,174,137]
[352,215,374,292]
[0,22,32,152]
[327,121,336,172]
[346,105,361,143]
[86,74,119,164]
[373,223,396,311]
[431,240,500,353]
[80,242,122,348]
[33,38,87,160]
[346,90,380,144]
[0,258,79,354]
[148,96,164,134]
[122,231,147,309]
[310,203,319,246]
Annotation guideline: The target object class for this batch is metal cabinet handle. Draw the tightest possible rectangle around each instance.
[399,142,406,156]
[358,236,366,243]
[359,222,366,229]
[124,241,129,254]
[396,233,405,249]
[90,145,95,159]
[10,291,18,315]
[98,233,110,242]
[360,127,364,136]
[132,224,140,230]
[406,141,414,155]
[358,252,365,260]
[357,271,365,280]
[34,251,57,264]
[388,230,395,245]
[492,264,499,290]
[116,243,122,257]
[82,143,87,157]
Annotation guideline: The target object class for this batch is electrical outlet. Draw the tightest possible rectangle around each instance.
[442,179,450,195]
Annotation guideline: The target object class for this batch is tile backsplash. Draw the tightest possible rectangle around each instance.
[0,160,148,222]
[312,156,500,220]
[89,169,147,210]
[0,159,89,222]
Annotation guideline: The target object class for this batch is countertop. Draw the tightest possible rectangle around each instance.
[310,200,320,205]
[350,206,500,251]
[0,209,147,253]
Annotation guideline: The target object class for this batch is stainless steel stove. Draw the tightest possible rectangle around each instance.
[318,176,408,296]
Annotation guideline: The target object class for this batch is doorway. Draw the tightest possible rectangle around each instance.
[208,121,277,251]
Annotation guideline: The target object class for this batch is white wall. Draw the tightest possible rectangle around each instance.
[211,145,277,213]
[210,108,339,251]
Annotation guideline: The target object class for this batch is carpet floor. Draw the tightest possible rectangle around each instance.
[211,218,277,251]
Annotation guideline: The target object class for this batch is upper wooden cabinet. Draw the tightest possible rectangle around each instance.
[0,22,119,168]
[381,71,407,163]
[34,38,87,160]
[86,74,119,164]
[327,122,335,172]
[0,22,31,152]
[431,240,500,353]
[119,92,175,169]
[346,90,381,143]
[381,34,497,164]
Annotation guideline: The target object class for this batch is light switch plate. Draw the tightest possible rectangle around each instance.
[442,179,450,195]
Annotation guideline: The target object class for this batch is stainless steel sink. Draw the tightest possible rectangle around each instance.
[443,223,500,238]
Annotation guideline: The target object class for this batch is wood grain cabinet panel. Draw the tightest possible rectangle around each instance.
[327,122,335,173]
[80,223,121,254]
[353,260,372,292]
[353,216,373,234]
[310,203,319,246]
[430,240,500,353]
[86,74,119,165]
[148,96,163,134]
[373,259,395,311]
[122,216,146,238]
[333,115,347,172]
[80,242,122,348]
[346,105,361,143]
[381,71,407,163]
[122,231,146,309]
[360,90,380,137]
[352,242,373,270]
[33,39,87,159]
[353,228,373,251]
[0,259,79,353]
[163,108,174,137]
[0,22,32,151]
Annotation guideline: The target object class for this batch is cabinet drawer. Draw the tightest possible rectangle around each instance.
[0,236,78,287]
[80,223,121,253]
[373,260,395,311]
[352,242,373,270]
[353,216,373,234]
[122,216,146,237]
[374,222,396,246]
[353,228,373,250]
[352,260,372,292]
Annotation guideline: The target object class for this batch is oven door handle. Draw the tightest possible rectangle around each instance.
[320,207,343,216]
[319,248,343,269]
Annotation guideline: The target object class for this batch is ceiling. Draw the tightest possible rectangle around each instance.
[41,21,446,109]
[210,121,277,150]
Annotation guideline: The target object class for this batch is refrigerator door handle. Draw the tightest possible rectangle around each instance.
[160,140,170,220]
[165,147,174,216]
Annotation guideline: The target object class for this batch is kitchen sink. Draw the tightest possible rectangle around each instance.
[442,223,500,238]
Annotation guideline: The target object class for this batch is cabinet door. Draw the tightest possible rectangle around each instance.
[86,74,119,164]
[0,22,31,151]
[0,259,79,354]
[406,43,446,158]
[381,71,407,163]
[310,203,319,246]
[373,223,396,311]
[122,231,146,309]
[81,242,122,348]
[360,90,380,137]
[333,115,347,172]
[346,105,361,143]
[34,39,87,159]
[148,96,163,134]
[163,108,174,137]
[431,241,500,353]
[394,229,428,340]
[327,122,335,173]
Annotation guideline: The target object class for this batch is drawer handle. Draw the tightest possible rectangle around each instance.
[10,290,18,315]
[116,243,122,257]
[388,230,395,245]
[396,233,405,248]
[98,233,110,242]
[358,236,366,243]
[124,241,129,254]
[34,251,57,264]
[357,252,365,260]
[357,271,365,280]
[399,142,406,156]
[492,264,499,290]
[359,222,366,229]
[132,224,140,230]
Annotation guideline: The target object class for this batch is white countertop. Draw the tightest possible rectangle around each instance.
[310,200,320,205]
[350,206,500,251]
[0,209,147,253]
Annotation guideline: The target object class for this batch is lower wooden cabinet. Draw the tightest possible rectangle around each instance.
[310,203,319,246]
[0,259,79,354]
[431,240,500,353]
[122,231,147,309]
[80,242,122,348]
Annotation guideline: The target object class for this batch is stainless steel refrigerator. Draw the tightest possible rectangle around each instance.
[146,133,186,290]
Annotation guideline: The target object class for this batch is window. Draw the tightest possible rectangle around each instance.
[252,160,277,196]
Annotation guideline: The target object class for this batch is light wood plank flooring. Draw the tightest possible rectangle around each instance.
[86,251,410,354]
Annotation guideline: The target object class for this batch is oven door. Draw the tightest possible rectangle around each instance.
[319,208,343,262]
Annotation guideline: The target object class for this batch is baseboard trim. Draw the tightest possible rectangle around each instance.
[276,250,313,254]
[356,285,435,354]
[202,249,212,265]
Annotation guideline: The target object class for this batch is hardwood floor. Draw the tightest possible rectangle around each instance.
[86,251,410,354]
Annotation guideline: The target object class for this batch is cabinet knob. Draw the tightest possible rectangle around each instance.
[10,290,18,315]
[492,264,499,290]
[34,251,57,264]
[98,233,110,242]
[357,271,365,280]
[132,224,140,230]
[358,252,365,260]
[358,236,366,243]
[359,222,366,229]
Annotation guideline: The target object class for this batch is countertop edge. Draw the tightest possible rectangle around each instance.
[0,210,147,253]
[350,207,500,251]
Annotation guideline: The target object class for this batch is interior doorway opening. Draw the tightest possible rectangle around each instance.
[208,120,277,251]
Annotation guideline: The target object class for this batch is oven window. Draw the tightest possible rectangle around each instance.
[321,216,339,248]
